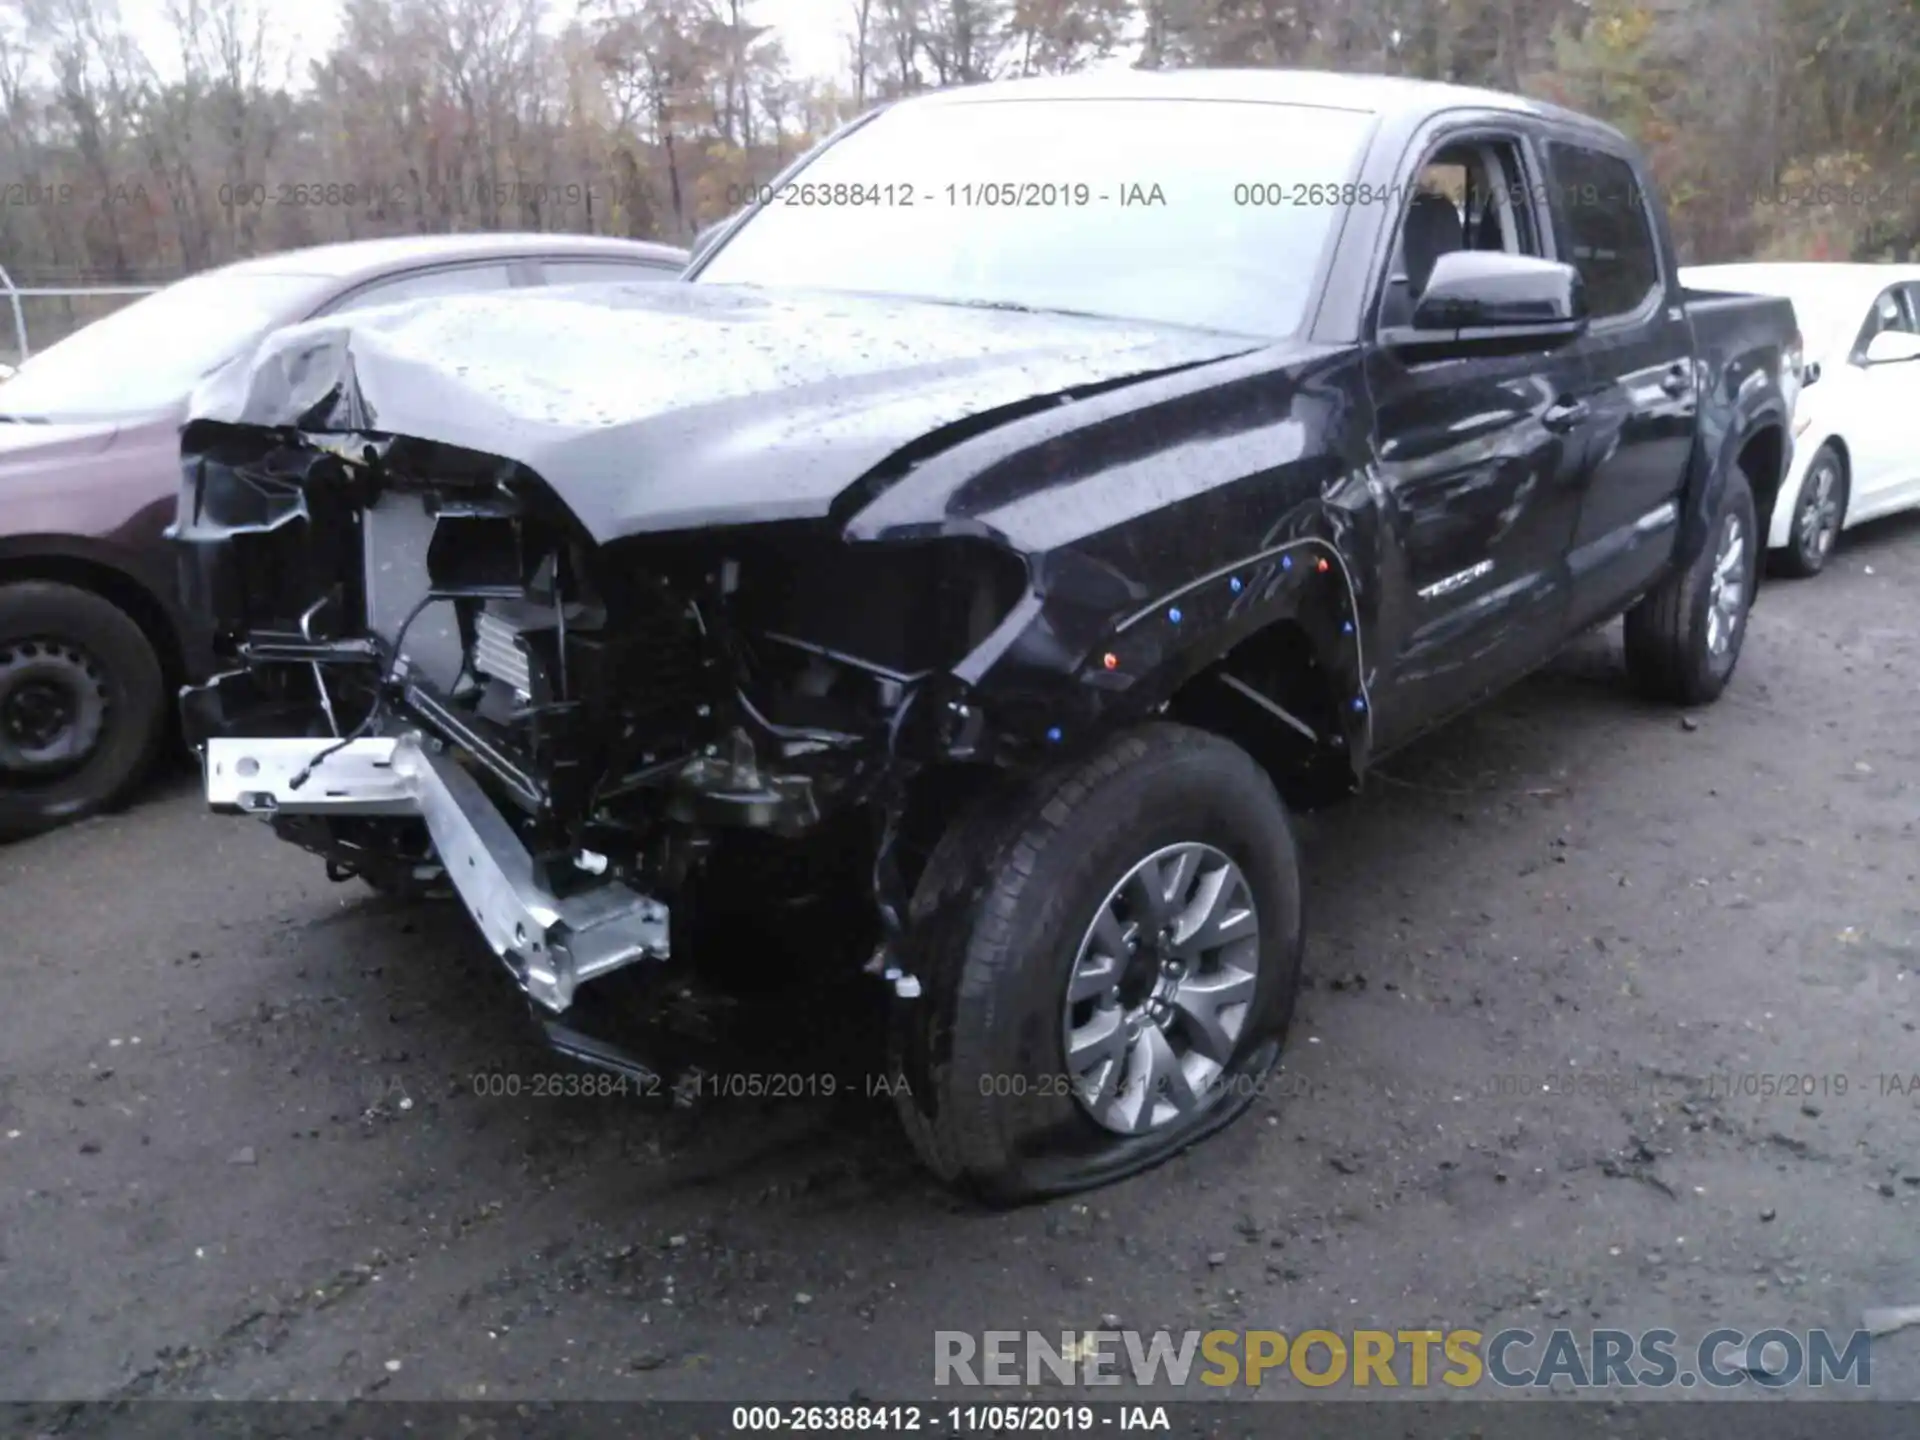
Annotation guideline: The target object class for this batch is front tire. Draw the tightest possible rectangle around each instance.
[889,723,1304,1204]
[1623,468,1758,707]
[0,581,165,840]
[1773,443,1847,578]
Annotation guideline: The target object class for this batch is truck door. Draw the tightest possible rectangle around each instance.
[1544,139,1698,629]
[1364,129,1599,745]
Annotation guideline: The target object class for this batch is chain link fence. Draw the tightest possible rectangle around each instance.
[0,262,163,368]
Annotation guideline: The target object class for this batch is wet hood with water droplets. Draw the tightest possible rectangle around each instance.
[185,282,1258,542]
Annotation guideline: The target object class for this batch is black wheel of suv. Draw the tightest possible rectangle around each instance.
[1773,443,1847,578]
[0,581,165,841]
[1622,467,1758,707]
[888,723,1304,1205]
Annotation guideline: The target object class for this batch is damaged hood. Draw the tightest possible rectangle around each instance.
[187,282,1258,541]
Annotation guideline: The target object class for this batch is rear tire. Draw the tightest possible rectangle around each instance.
[888,723,1304,1205]
[1623,468,1758,707]
[1772,443,1847,578]
[0,581,165,840]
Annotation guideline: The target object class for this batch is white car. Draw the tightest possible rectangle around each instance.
[1682,262,1920,575]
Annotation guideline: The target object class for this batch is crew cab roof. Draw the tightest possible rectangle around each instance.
[901,67,1621,139]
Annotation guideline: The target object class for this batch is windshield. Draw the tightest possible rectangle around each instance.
[697,96,1378,337]
[0,270,333,420]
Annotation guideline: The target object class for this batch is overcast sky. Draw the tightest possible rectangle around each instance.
[777,0,850,80]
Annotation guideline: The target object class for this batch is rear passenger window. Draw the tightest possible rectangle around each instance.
[1547,144,1662,320]
[1854,285,1920,356]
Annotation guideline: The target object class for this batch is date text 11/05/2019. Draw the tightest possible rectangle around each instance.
[452,1068,1915,1108]
[723,181,1170,209]
[717,179,1649,211]
[461,1068,1313,1105]
[728,1405,1164,1432]
[469,1070,850,1101]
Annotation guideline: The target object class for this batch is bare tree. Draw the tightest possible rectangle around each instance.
[3,0,1918,316]
[921,0,1007,83]
[1008,0,1131,73]
[874,0,927,95]
[592,0,720,238]
[847,0,876,107]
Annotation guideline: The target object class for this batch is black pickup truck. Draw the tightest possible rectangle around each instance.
[172,69,1800,1202]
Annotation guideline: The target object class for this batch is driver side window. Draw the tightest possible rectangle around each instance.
[1380,137,1542,330]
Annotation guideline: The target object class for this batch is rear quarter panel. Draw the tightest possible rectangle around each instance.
[1678,291,1797,567]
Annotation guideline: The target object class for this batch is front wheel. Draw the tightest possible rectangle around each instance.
[888,723,1304,1204]
[1773,443,1848,578]
[1623,469,1758,707]
[0,581,166,840]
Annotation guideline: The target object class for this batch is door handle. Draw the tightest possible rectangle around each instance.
[1542,397,1590,432]
[1660,364,1691,397]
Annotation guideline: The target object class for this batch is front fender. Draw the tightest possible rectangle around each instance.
[952,518,1371,773]
[0,526,209,683]
[841,343,1380,772]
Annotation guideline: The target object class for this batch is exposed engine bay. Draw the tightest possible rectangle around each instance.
[172,426,1065,1013]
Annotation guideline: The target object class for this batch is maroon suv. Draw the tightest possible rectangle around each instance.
[0,232,686,838]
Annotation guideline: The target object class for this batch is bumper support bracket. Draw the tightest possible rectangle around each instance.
[205,734,670,1011]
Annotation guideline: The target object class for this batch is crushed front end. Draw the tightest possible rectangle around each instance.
[172,421,1034,1027]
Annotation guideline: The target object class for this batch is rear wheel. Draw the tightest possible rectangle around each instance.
[888,723,1304,1204]
[1623,468,1758,707]
[1773,443,1847,578]
[0,581,165,840]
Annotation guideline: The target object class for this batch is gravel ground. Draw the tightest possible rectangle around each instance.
[3,514,1918,1409]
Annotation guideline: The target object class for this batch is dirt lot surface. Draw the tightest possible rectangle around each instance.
[4,516,1918,1412]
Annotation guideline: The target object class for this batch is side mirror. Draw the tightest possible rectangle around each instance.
[1863,330,1920,366]
[1383,251,1590,360]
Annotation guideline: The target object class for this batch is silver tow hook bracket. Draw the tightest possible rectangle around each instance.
[204,733,670,1012]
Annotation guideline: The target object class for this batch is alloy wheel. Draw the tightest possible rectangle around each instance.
[1062,841,1261,1135]
[1706,513,1747,657]
[1798,461,1842,565]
